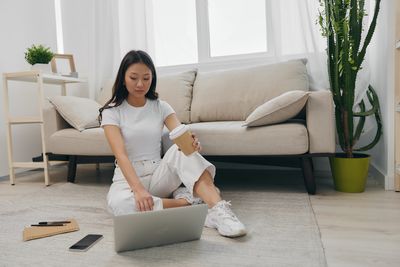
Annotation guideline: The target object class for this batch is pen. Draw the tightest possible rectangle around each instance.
[31,224,65,227]
[38,221,71,225]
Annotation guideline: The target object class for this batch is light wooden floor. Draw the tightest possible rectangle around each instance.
[2,163,399,267]
[216,164,400,267]
[311,176,400,267]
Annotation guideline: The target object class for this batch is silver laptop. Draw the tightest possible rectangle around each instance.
[113,204,208,252]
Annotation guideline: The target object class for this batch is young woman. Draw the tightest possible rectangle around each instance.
[99,50,246,238]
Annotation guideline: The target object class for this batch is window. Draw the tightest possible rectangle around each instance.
[208,0,267,57]
[151,0,271,67]
[151,0,198,66]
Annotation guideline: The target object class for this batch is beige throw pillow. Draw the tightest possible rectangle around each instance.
[156,70,196,124]
[243,90,310,127]
[48,96,101,131]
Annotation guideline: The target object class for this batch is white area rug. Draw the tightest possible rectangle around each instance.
[0,181,326,266]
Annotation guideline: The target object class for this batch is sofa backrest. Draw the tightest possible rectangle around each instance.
[96,59,309,124]
[96,71,196,124]
[190,59,309,122]
[156,70,196,124]
[96,79,114,107]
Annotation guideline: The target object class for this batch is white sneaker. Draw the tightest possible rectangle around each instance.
[172,187,203,205]
[205,200,247,237]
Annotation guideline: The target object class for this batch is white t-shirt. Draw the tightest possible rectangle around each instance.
[101,99,175,162]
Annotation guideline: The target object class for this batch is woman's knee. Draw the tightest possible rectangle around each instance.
[161,144,180,164]
[197,169,213,184]
[107,194,164,215]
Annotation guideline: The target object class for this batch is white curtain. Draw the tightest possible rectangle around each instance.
[61,0,151,99]
[90,0,120,99]
[91,0,153,100]
[62,0,376,100]
[269,0,329,90]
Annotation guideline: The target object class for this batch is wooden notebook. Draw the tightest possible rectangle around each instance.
[23,219,79,241]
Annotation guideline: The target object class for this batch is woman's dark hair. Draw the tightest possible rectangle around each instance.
[98,50,158,122]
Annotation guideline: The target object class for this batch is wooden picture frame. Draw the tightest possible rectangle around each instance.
[50,53,76,74]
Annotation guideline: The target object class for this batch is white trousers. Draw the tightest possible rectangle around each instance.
[107,144,216,216]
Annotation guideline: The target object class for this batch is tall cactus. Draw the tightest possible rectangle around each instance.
[318,0,382,158]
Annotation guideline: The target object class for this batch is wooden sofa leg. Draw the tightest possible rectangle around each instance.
[301,157,316,195]
[68,156,77,183]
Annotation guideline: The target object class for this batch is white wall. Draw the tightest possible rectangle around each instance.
[0,0,59,177]
[368,0,396,189]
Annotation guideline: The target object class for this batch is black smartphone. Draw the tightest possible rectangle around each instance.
[69,234,103,252]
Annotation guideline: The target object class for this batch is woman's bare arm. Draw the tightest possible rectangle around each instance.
[103,125,153,211]
[164,113,202,152]
[164,113,181,131]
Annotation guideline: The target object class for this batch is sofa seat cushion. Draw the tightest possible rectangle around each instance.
[49,128,113,156]
[183,121,309,155]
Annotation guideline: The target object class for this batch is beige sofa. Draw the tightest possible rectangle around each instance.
[42,59,335,194]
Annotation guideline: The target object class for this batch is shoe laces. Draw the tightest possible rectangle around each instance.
[216,200,237,220]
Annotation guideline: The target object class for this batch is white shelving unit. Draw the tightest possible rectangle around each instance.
[2,70,86,186]
[396,39,400,192]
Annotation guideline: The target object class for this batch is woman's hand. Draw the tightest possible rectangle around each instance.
[192,132,202,152]
[134,188,154,212]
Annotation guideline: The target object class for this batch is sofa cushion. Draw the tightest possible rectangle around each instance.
[190,59,309,122]
[49,128,113,155]
[48,96,101,131]
[162,121,309,155]
[243,90,310,127]
[157,70,196,123]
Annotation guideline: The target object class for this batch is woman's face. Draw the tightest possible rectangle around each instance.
[124,63,152,98]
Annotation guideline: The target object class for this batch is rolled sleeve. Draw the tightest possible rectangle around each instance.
[101,108,120,127]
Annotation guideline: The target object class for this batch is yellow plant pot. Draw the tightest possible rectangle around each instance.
[329,153,370,193]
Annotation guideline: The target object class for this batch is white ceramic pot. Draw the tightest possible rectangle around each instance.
[31,63,52,73]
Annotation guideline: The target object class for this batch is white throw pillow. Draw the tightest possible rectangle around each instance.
[48,96,101,131]
[243,90,310,127]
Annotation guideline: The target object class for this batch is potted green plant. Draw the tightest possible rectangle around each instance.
[318,0,383,192]
[25,44,54,72]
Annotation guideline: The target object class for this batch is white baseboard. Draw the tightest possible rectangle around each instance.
[369,163,392,190]
[0,168,34,182]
